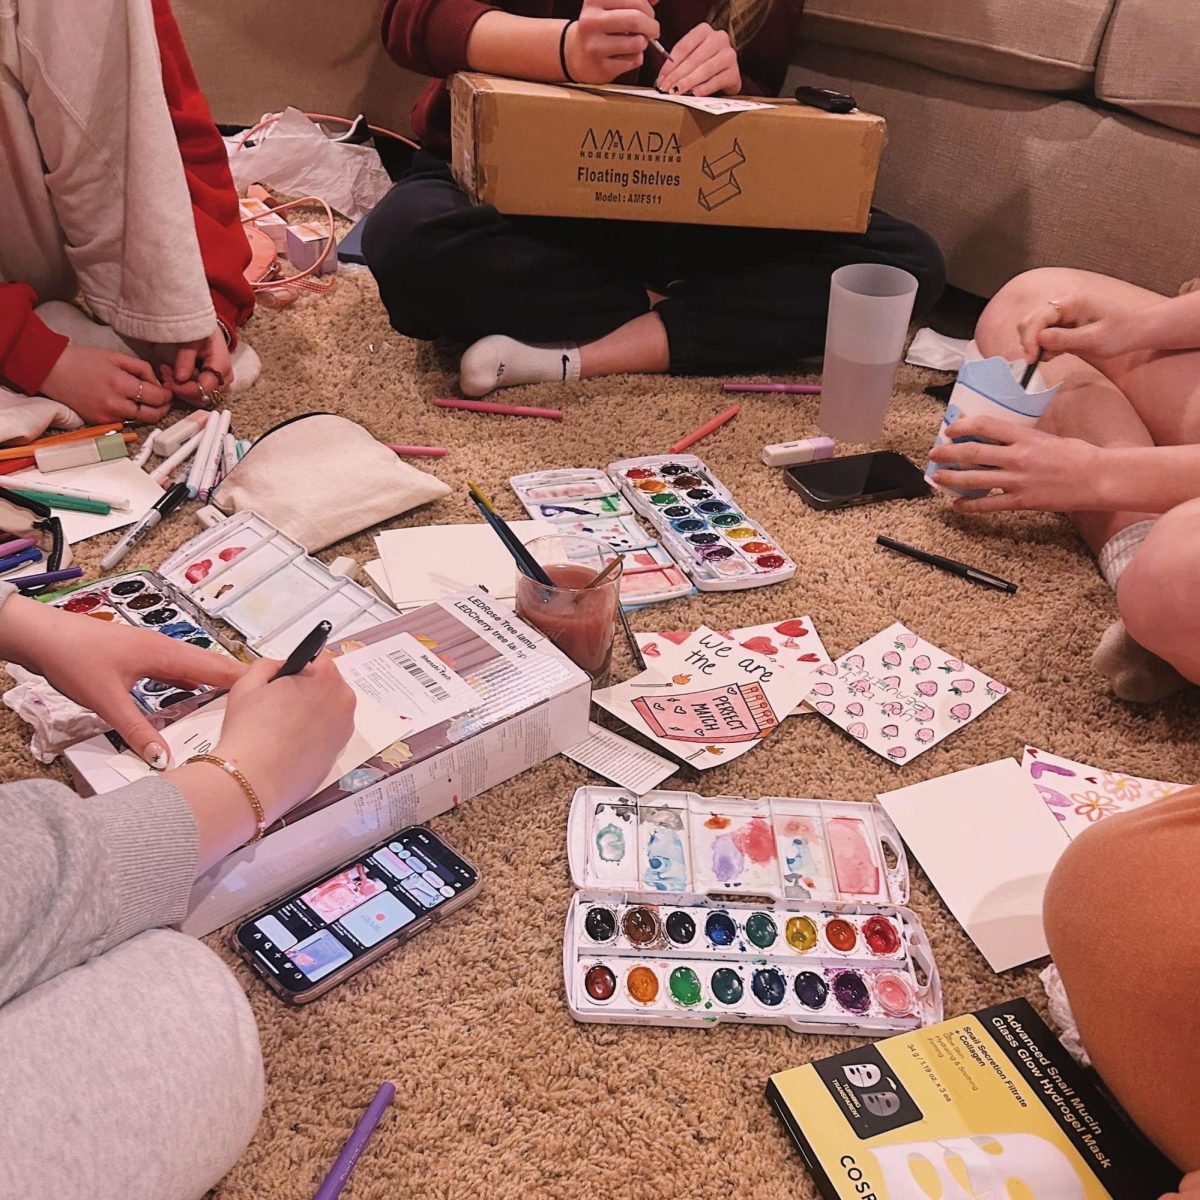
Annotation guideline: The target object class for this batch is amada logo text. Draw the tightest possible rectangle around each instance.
[579,127,682,160]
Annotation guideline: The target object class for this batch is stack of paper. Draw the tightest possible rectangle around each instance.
[362,521,554,610]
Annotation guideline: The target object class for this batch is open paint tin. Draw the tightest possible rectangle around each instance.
[562,786,941,1035]
[510,468,694,608]
[608,454,796,592]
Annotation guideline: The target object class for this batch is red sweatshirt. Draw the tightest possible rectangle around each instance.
[0,0,253,396]
[381,0,797,156]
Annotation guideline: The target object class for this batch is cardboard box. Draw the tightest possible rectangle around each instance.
[285,220,338,274]
[65,591,592,935]
[450,73,886,232]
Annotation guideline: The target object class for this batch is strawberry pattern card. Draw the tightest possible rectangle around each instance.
[1022,746,1189,841]
[805,623,1009,764]
[593,626,812,769]
[636,616,831,715]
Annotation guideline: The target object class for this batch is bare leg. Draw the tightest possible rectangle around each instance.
[578,311,669,378]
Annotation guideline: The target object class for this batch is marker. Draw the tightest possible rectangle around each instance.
[0,458,35,475]
[433,397,563,421]
[1020,352,1043,389]
[0,536,37,558]
[0,547,42,574]
[10,490,110,515]
[668,404,739,454]
[876,535,1018,594]
[132,431,159,467]
[221,432,239,480]
[100,483,190,571]
[386,444,448,457]
[4,479,132,510]
[151,425,207,485]
[762,437,836,467]
[34,432,134,472]
[186,407,226,497]
[723,381,822,395]
[271,620,332,681]
[10,566,83,592]
[198,409,232,500]
[311,1081,395,1200]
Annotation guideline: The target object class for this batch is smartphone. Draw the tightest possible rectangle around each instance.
[793,85,856,114]
[232,827,481,1003]
[785,451,930,510]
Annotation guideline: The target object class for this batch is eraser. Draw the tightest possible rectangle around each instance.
[762,437,836,467]
[194,504,227,528]
[327,555,358,580]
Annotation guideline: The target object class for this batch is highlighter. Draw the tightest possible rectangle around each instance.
[35,432,132,473]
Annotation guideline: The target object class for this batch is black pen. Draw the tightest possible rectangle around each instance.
[876,536,1018,594]
[271,620,333,680]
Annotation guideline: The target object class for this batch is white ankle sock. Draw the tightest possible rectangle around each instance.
[1096,520,1155,589]
[459,335,581,398]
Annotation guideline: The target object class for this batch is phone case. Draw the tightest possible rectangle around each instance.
[232,827,483,1004]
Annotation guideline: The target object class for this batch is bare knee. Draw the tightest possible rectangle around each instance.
[976,268,1093,358]
[1118,501,1200,677]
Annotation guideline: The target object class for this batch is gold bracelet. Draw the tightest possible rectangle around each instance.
[186,753,267,843]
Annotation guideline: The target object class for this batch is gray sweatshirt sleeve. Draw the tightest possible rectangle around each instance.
[0,775,199,1006]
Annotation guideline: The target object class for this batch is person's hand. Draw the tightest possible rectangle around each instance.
[211,653,356,822]
[565,0,660,84]
[41,345,173,425]
[1161,1171,1200,1199]
[655,22,740,96]
[927,413,1105,513]
[0,596,246,765]
[1017,292,1146,364]
[153,330,233,409]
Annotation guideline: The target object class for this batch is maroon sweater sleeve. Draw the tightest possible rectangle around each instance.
[381,0,500,78]
[0,284,68,396]
[152,0,254,344]
[737,0,797,98]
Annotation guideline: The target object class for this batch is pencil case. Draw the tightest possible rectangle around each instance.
[212,412,451,552]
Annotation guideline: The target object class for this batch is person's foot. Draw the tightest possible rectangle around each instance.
[1093,619,1189,703]
[459,335,580,397]
[229,340,261,393]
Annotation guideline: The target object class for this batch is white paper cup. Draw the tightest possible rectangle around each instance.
[819,264,919,443]
[925,356,1058,498]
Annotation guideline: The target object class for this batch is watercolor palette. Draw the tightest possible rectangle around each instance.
[158,512,396,657]
[509,468,694,607]
[563,892,941,1034]
[48,571,237,718]
[608,454,796,591]
[568,787,909,905]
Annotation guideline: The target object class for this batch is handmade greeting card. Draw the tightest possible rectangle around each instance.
[636,616,831,715]
[1022,746,1189,841]
[805,622,1008,763]
[593,626,810,768]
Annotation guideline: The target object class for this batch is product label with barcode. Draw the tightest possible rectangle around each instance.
[335,631,478,738]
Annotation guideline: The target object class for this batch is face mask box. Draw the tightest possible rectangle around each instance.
[450,73,886,231]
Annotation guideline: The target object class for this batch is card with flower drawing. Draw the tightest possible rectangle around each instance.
[805,623,1009,764]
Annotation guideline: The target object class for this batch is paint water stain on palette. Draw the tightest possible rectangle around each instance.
[700,813,777,890]
[183,544,246,585]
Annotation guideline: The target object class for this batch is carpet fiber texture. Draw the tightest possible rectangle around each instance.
[7,270,1197,1200]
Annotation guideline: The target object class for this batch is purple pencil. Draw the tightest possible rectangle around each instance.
[723,381,822,395]
[312,1081,395,1200]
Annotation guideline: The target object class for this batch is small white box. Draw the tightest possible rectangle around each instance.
[238,198,289,253]
[285,220,338,274]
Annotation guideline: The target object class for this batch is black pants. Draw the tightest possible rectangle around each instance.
[363,151,946,374]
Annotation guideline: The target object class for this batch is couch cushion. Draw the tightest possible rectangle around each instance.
[799,0,1116,93]
[1097,0,1200,134]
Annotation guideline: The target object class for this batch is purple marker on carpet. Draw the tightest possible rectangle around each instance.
[312,1081,395,1200]
[10,567,82,592]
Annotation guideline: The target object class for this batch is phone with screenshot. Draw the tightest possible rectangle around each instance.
[233,827,481,1004]
[785,451,930,510]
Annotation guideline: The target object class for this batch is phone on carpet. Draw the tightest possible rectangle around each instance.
[233,826,481,1003]
[785,451,930,510]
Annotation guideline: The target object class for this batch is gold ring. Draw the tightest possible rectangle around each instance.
[135,381,144,403]
[1046,299,1064,320]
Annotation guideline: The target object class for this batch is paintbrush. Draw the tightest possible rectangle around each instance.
[466,483,554,585]
[584,556,621,590]
[1020,351,1043,389]
[618,604,646,671]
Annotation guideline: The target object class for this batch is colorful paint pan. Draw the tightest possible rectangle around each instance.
[609,454,796,592]
[627,966,659,1005]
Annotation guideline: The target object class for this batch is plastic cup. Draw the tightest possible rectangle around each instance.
[819,264,919,443]
[515,535,622,683]
[925,356,1057,498]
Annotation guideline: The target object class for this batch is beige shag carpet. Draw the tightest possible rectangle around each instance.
[9,269,1198,1200]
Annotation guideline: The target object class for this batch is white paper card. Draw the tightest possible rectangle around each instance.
[593,626,808,769]
[6,459,164,544]
[562,722,677,796]
[879,759,1065,972]
[374,521,555,608]
[578,84,772,114]
[1022,746,1189,841]
[806,622,1008,763]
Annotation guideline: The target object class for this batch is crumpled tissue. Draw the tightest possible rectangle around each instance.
[3,665,108,763]
[1040,963,1091,1067]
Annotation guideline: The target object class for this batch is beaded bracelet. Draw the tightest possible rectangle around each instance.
[187,753,267,843]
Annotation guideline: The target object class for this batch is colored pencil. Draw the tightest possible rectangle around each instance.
[387,444,448,457]
[434,398,563,421]
[311,1081,395,1200]
[723,381,822,395]
[668,404,739,453]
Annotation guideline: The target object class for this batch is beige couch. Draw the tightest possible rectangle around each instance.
[175,0,1200,298]
[789,0,1200,297]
